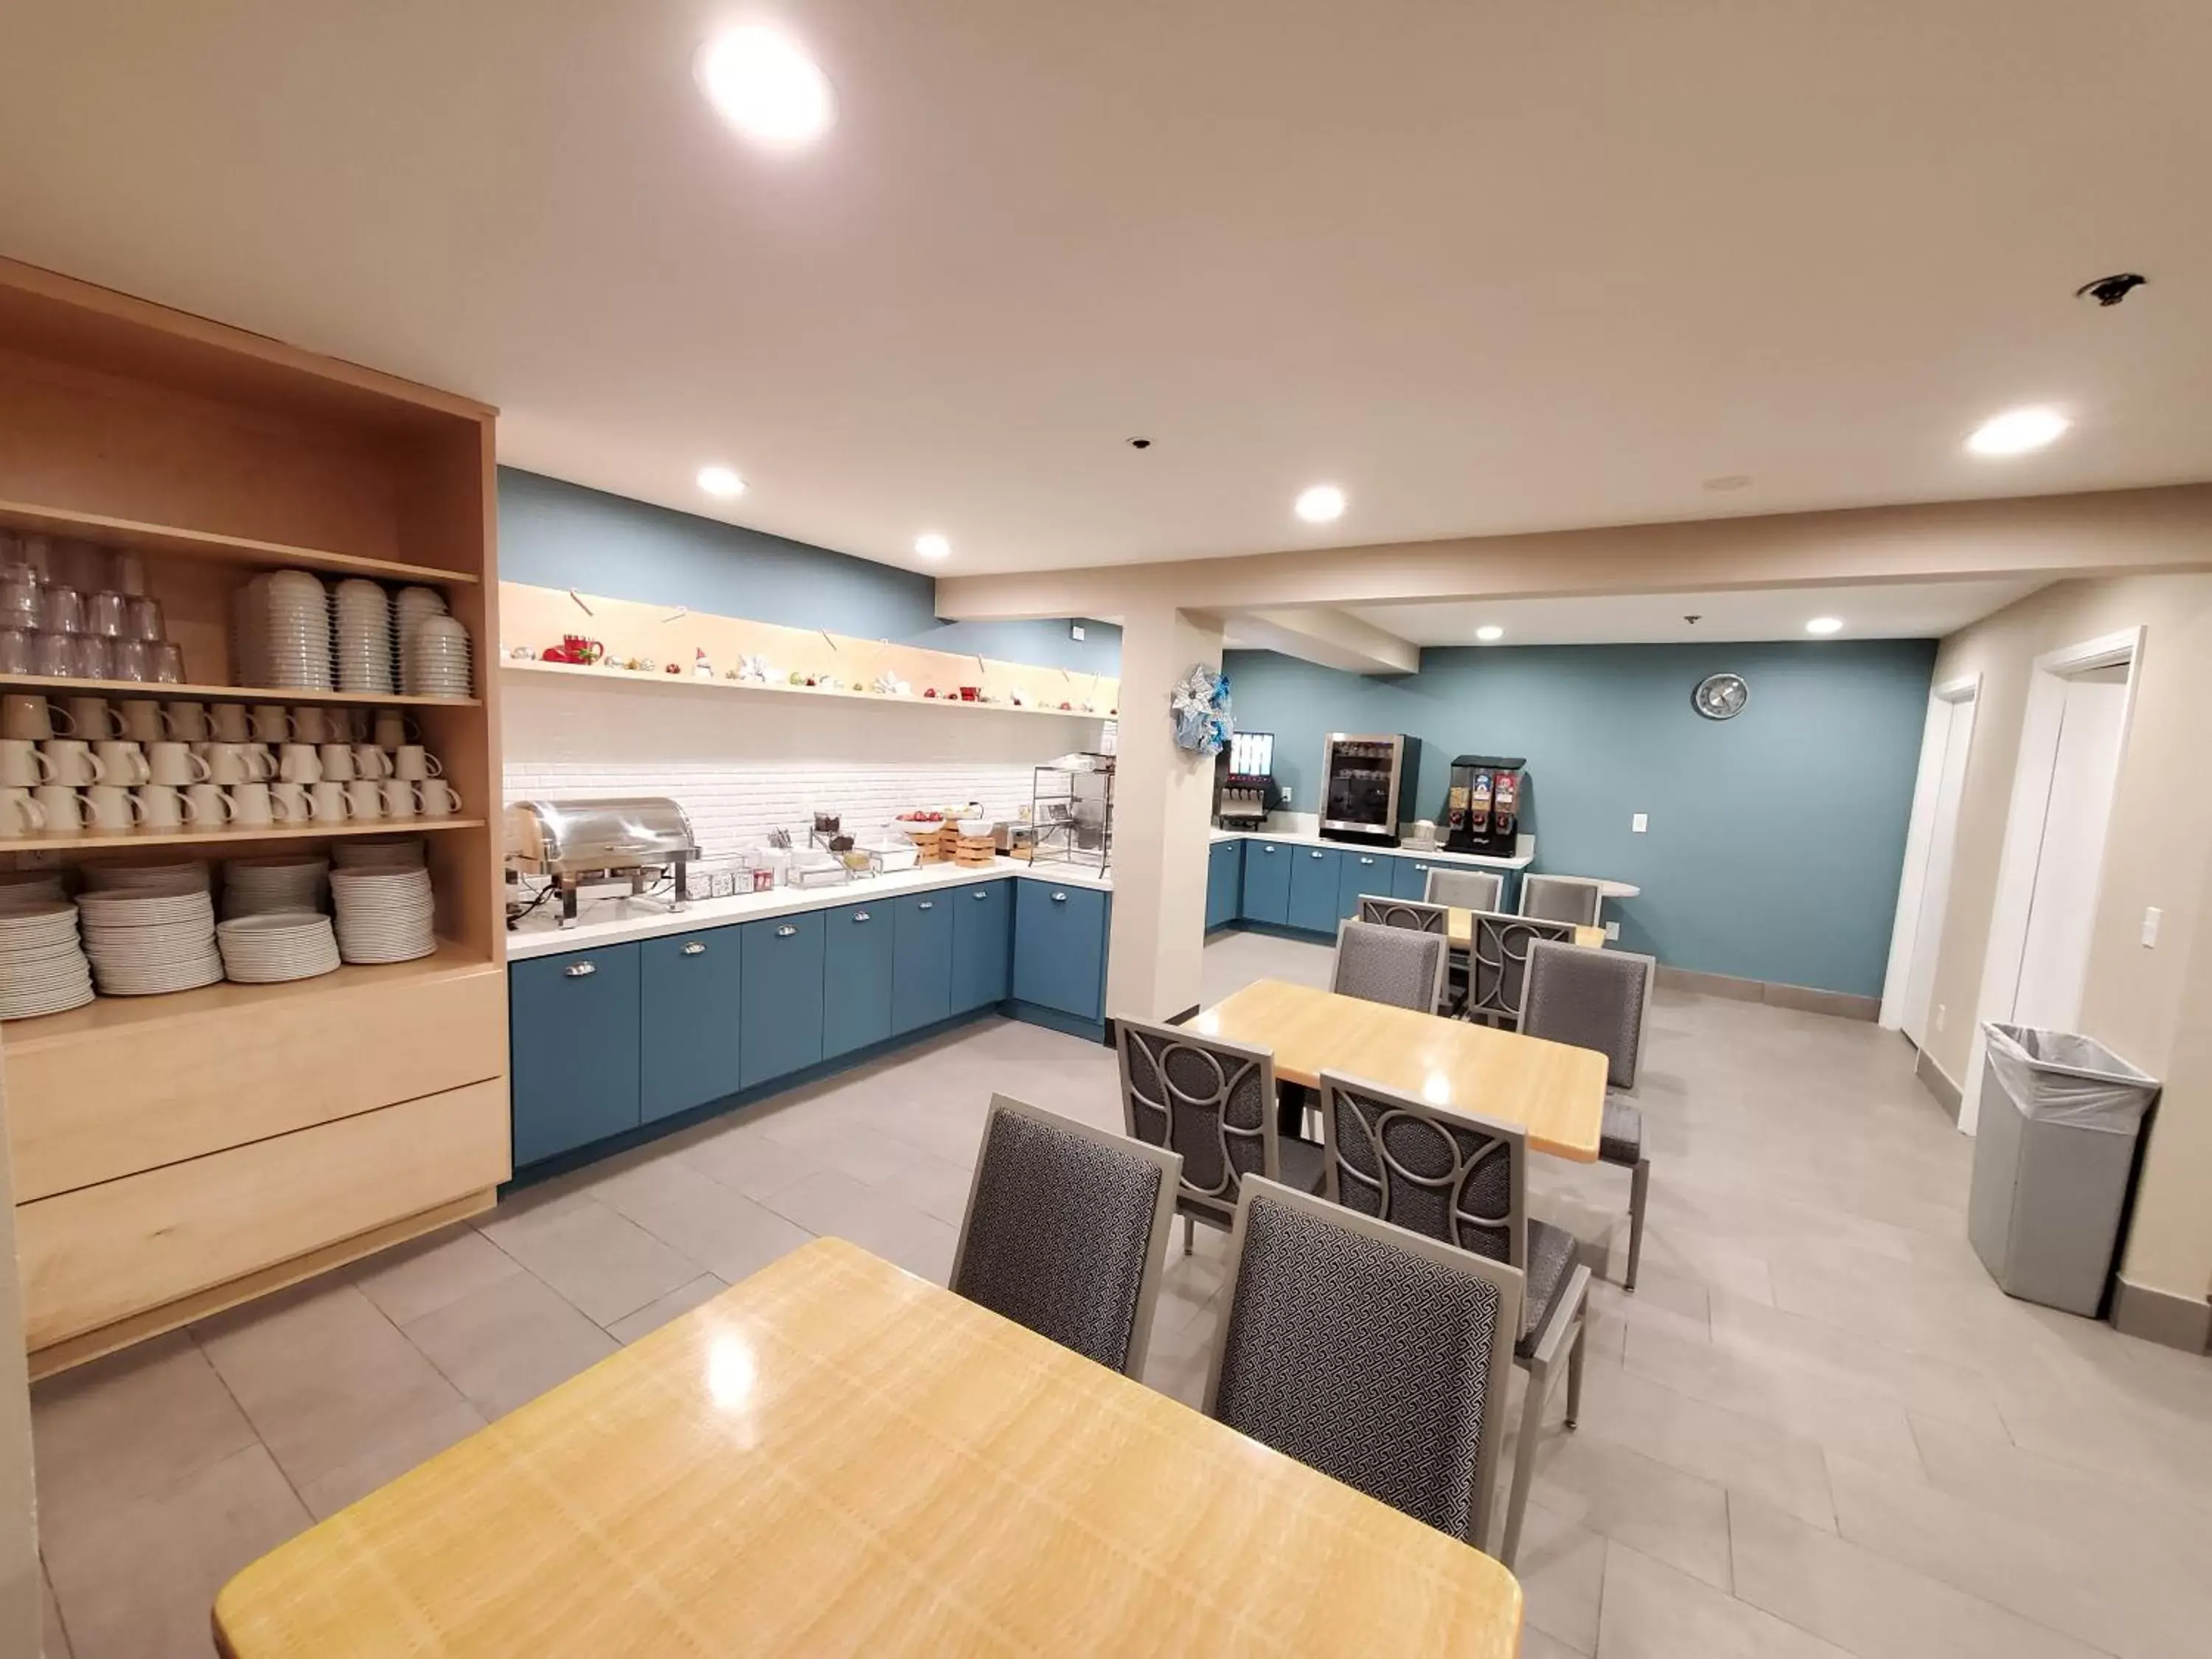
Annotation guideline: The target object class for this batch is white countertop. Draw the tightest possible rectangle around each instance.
[507,858,1110,959]
[1208,827,1535,872]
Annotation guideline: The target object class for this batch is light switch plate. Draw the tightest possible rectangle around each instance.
[1071,623,1085,641]
[2143,906,2162,947]
[1631,813,1649,833]
[1605,920,1621,940]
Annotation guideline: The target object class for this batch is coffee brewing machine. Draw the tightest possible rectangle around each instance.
[1442,755,1528,856]
[1214,729,1281,828]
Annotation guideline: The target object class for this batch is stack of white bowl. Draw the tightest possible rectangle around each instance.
[392,586,448,689]
[215,911,341,984]
[333,837,425,869]
[331,863,436,963]
[77,884,223,995]
[249,570,334,690]
[0,900,94,1018]
[404,613,473,699]
[334,579,395,695]
[223,856,329,918]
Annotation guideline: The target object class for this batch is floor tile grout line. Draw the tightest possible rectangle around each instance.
[187,1321,316,1523]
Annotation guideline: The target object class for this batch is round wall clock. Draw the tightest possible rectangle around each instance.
[1693,672,1749,720]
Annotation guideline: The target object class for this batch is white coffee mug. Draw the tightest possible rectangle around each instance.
[317,742,357,782]
[392,745,442,782]
[0,739,51,787]
[310,780,352,821]
[209,703,251,742]
[278,743,323,785]
[164,700,210,742]
[32,785,88,832]
[290,706,333,745]
[417,779,462,818]
[346,779,384,821]
[271,782,315,823]
[379,778,419,818]
[119,698,170,742]
[64,697,124,740]
[3,696,63,742]
[335,707,371,742]
[186,783,234,826]
[41,740,105,786]
[147,741,209,786]
[352,743,393,779]
[198,742,255,785]
[96,740,151,786]
[230,781,274,828]
[0,786,46,835]
[241,742,276,781]
[137,784,189,830]
[250,703,292,742]
[373,710,420,750]
[85,784,145,832]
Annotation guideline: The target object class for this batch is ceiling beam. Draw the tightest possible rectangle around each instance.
[1223,608,1419,675]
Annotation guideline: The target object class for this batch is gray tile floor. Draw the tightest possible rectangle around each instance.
[32,931,2212,1658]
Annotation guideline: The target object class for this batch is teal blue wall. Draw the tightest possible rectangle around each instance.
[497,469,1121,673]
[1224,640,1938,996]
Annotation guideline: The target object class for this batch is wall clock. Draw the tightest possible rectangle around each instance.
[1693,672,1749,720]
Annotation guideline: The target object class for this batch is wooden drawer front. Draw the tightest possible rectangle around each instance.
[6,965,506,1203]
[18,1077,510,1350]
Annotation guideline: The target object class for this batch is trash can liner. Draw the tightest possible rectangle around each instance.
[1982,1023,2158,1134]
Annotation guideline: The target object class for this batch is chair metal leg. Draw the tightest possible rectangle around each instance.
[1565,1318,1587,1429]
[1625,1156,1651,1292]
[1501,1358,1548,1569]
[1181,1214,1194,1256]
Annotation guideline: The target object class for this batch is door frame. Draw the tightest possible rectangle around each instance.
[1880,673,1980,1033]
[1958,626,2143,1135]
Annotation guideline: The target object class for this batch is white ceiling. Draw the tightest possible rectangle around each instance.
[1,4,2208,577]
[1338,579,2045,648]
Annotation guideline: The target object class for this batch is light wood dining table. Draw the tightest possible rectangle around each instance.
[214,1237,1524,1658]
[1190,978,1609,1161]
[1444,908,1607,952]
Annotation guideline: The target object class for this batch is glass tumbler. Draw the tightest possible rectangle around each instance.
[39,585,84,636]
[66,633,111,679]
[108,549,150,597]
[86,591,128,639]
[32,633,74,678]
[153,641,186,684]
[0,628,33,675]
[0,571,40,627]
[126,595,166,642]
[108,639,153,683]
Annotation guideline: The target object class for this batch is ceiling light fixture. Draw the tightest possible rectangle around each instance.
[1967,406,2068,457]
[696,27,834,147]
[1475,625,1504,643]
[1294,484,1346,524]
[914,533,950,560]
[1805,616,1844,636]
[696,465,745,498]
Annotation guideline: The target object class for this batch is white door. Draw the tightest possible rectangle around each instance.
[1902,693,1975,1046]
[2011,664,2129,1030]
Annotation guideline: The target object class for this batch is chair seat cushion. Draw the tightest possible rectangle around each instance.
[1600,1096,1644,1166]
[1516,1218,1580,1356]
[1278,1136,1329,1195]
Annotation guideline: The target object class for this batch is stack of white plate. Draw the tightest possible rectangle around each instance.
[216,911,341,984]
[332,837,425,869]
[0,872,69,911]
[80,860,211,895]
[223,856,329,917]
[404,613,473,699]
[331,865,436,963]
[0,902,94,1019]
[334,579,394,695]
[253,570,333,691]
[393,585,448,690]
[77,887,223,995]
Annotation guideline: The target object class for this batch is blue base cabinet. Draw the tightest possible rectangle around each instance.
[510,942,642,1166]
[1286,846,1341,935]
[951,880,1012,1012]
[1014,881,1111,1022]
[1338,849,1393,919]
[892,892,954,1034]
[639,929,742,1124]
[1241,840,1293,925]
[740,912,826,1089]
[1206,839,1242,931]
[823,900,894,1059]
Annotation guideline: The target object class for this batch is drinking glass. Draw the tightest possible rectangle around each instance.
[108,549,150,597]
[32,633,73,678]
[125,595,165,642]
[39,585,84,636]
[0,629,32,676]
[86,591,128,639]
[66,634,110,679]
[153,642,185,684]
[108,639,153,683]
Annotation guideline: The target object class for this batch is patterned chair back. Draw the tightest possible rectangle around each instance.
[1203,1177,1524,1555]
[1424,867,1503,912]
[1519,874,1603,926]
[1355,894,1449,934]
[1115,1018,1279,1223]
[1462,909,1575,1026]
[1521,940,1654,1093]
[951,1093,1182,1377]
[1316,1071,1530,1275]
[1330,917,1449,1014]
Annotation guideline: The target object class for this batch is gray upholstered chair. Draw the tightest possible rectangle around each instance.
[1330,917,1449,1015]
[1462,909,1576,1028]
[1522,940,1657,1290]
[1424,866,1503,912]
[1355,894,1449,934]
[1201,1176,1524,1559]
[1316,1071,1593,1568]
[950,1093,1182,1377]
[1520,874,1604,927]
[1115,1017,1324,1255]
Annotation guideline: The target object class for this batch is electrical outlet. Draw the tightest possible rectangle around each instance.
[2143,906,2162,947]
[1935,1004,1947,1032]
[1605,920,1621,940]
[1070,623,1085,641]
[1631,813,1649,833]
[1279,786,1292,804]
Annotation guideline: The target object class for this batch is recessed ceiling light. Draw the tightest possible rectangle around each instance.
[696,27,834,147]
[697,465,745,498]
[1703,474,1754,493]
[1475,625,1504,643]
[1294,484,1346,524]
[914,533,950,560]
[1966,406,2068,456]
[1806,616,1844,636]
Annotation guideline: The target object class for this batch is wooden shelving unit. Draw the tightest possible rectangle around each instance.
[0,254,510,1378]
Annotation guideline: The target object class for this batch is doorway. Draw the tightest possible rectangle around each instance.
[1882,677,1979,1047]
[1958,628,2140,1135]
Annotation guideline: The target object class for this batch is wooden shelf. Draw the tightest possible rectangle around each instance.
[0,499,479,587]
[2,940,488,1051]
[0,672,479,709]
[503,656,1115,720]
[0,817,484,858]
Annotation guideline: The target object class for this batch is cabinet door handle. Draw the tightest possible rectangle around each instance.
[1311,851,1326,859]
[973,890,990,900]
[917,900,934,911]
[1262,846,1276,855]
[1051,891,1068,902]
[776,925,798,938]
[681,942,707,956]
[854,911,872,923]
[1360,856,1375,865]
[563,961,597,978]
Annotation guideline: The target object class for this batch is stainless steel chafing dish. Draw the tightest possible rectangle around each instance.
[506,796,701,928]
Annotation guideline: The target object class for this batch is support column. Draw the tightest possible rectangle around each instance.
[1105,600,1224,1026]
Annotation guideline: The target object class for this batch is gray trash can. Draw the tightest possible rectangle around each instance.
[1968,1023,2159,1316]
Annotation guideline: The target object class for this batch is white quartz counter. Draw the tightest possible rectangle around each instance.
[507,858,1110,959]
[1208,827,1534,872]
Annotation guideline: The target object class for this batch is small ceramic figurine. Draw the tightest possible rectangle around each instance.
[664,661,681,675]
[693,647,714,679]
[738,653,770,684]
